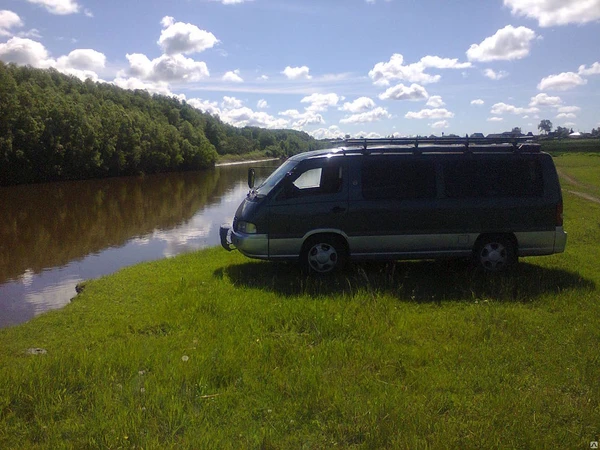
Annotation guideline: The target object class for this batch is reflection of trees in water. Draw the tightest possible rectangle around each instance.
[0,169,225,283]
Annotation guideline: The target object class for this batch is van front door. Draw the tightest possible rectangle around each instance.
[268,157,348,258]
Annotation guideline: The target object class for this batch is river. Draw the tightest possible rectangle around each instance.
[0,161,280,328]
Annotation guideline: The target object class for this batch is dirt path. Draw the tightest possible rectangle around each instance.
[556,168,600,204]
[564,189,600,205]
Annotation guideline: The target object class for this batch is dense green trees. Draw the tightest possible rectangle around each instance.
[0,62,322,186]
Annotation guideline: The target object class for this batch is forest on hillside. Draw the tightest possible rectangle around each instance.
[0,62,323,186]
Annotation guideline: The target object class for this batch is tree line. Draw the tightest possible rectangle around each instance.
[0,62,323,186]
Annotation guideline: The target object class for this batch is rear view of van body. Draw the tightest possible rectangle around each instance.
[220,138,567,273]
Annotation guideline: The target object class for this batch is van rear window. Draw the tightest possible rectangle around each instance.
[362,159,436,200]
[443,158,543,198]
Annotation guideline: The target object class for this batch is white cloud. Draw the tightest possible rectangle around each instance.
[222,96,243,109]
[340,107,391,124]
[487,117,504,122]
[221,107,289,129]
[426,95,445,108]
[301,93,341,112]
[466,25,536,62]
[222,69,243,83]
[291,111,324,128]
[369,53,471,86]
[405,108,454,119]
[341,97,376,113]
[0,37,107,82]
[490,102,540,115]
[431,120,450,129]
[504,0,600,27]
[471,99,485,105]
[112,77,174,97]
[192,95,289,128]
[483,68,509,80]
[124,53,209,82]
[529,93,562,107]
[556,112,576,119]
[279,109,301,118]
[25,0,80,15]
[355,131,383,139]
[258,74,269,80]
[282,65,311,80]
[158,16,218,55]
[0,10,23,36]
[257,99,268,109]
[56,49,105,71]
[0,37,52,67]
[537,72,587,91]
[277,109,324,128]
[309,126,345,140]
[578,62,600,76]
[557,106,581,114]
[379,83,429,101]
[187,98,221,115]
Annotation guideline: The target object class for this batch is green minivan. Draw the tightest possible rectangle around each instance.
[220,137,567,273]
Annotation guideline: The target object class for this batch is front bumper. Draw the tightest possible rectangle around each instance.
[219,224,269,258]
[219,224,236,251]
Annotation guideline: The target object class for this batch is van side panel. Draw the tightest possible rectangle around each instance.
[346,153,562,259]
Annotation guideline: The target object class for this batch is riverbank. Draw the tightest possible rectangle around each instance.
[215,157,280,167]
[1,154,599,448]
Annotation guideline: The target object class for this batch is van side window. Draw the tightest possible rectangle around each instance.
[444,159,543,198]
[289,163,343,196]
[361,159,436,200]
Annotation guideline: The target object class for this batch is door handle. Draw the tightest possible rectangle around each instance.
[331,206,346,213]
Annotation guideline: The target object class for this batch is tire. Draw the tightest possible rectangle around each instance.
[301,235,348,274]
[473,235,517,272]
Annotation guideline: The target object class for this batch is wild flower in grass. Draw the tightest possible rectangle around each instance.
[182,355,189,362]
[140,388,146,394]
[138,370,146,376]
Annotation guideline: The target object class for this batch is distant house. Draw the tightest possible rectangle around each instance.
[487,131,523,139]
[470,133,484,138]
[568,132,582,138]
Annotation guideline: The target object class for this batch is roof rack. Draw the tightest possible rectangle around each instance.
[330,136,540,155]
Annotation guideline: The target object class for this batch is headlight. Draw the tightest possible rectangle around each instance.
[236,221,257,234]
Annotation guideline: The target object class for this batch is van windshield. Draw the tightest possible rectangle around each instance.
[255,159,298,196]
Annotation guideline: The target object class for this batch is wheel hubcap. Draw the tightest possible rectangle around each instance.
[308,243,338,273]
[480,242,507,271]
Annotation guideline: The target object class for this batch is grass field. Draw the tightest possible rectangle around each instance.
[1,153,599,449]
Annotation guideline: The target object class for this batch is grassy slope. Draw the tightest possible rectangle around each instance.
[1,155,599,449]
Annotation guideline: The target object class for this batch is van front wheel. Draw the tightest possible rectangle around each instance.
[302,235,348,274]
[473,235,516,272]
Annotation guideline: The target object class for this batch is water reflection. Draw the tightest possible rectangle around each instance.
[0,161,279,328]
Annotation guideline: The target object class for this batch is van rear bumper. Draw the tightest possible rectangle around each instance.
[516,227,567,256]
[553,226,567,253]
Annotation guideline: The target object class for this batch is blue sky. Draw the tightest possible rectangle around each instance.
[1,0,599,138]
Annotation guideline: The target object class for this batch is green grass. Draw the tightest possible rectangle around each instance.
[1,155,600,449]
[553,152,600,197]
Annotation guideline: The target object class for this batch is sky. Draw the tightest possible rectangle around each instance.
[0,0,599,139]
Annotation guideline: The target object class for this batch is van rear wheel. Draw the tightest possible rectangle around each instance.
[473,235,516,272]
[302,235,348,274]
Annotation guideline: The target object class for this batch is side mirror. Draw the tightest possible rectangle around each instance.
[248,168,255,189]
[283,173,295,198]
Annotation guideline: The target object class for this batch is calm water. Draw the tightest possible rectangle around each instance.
[0,161,280,328]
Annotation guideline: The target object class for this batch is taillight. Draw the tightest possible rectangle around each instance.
[556,200,563,226]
